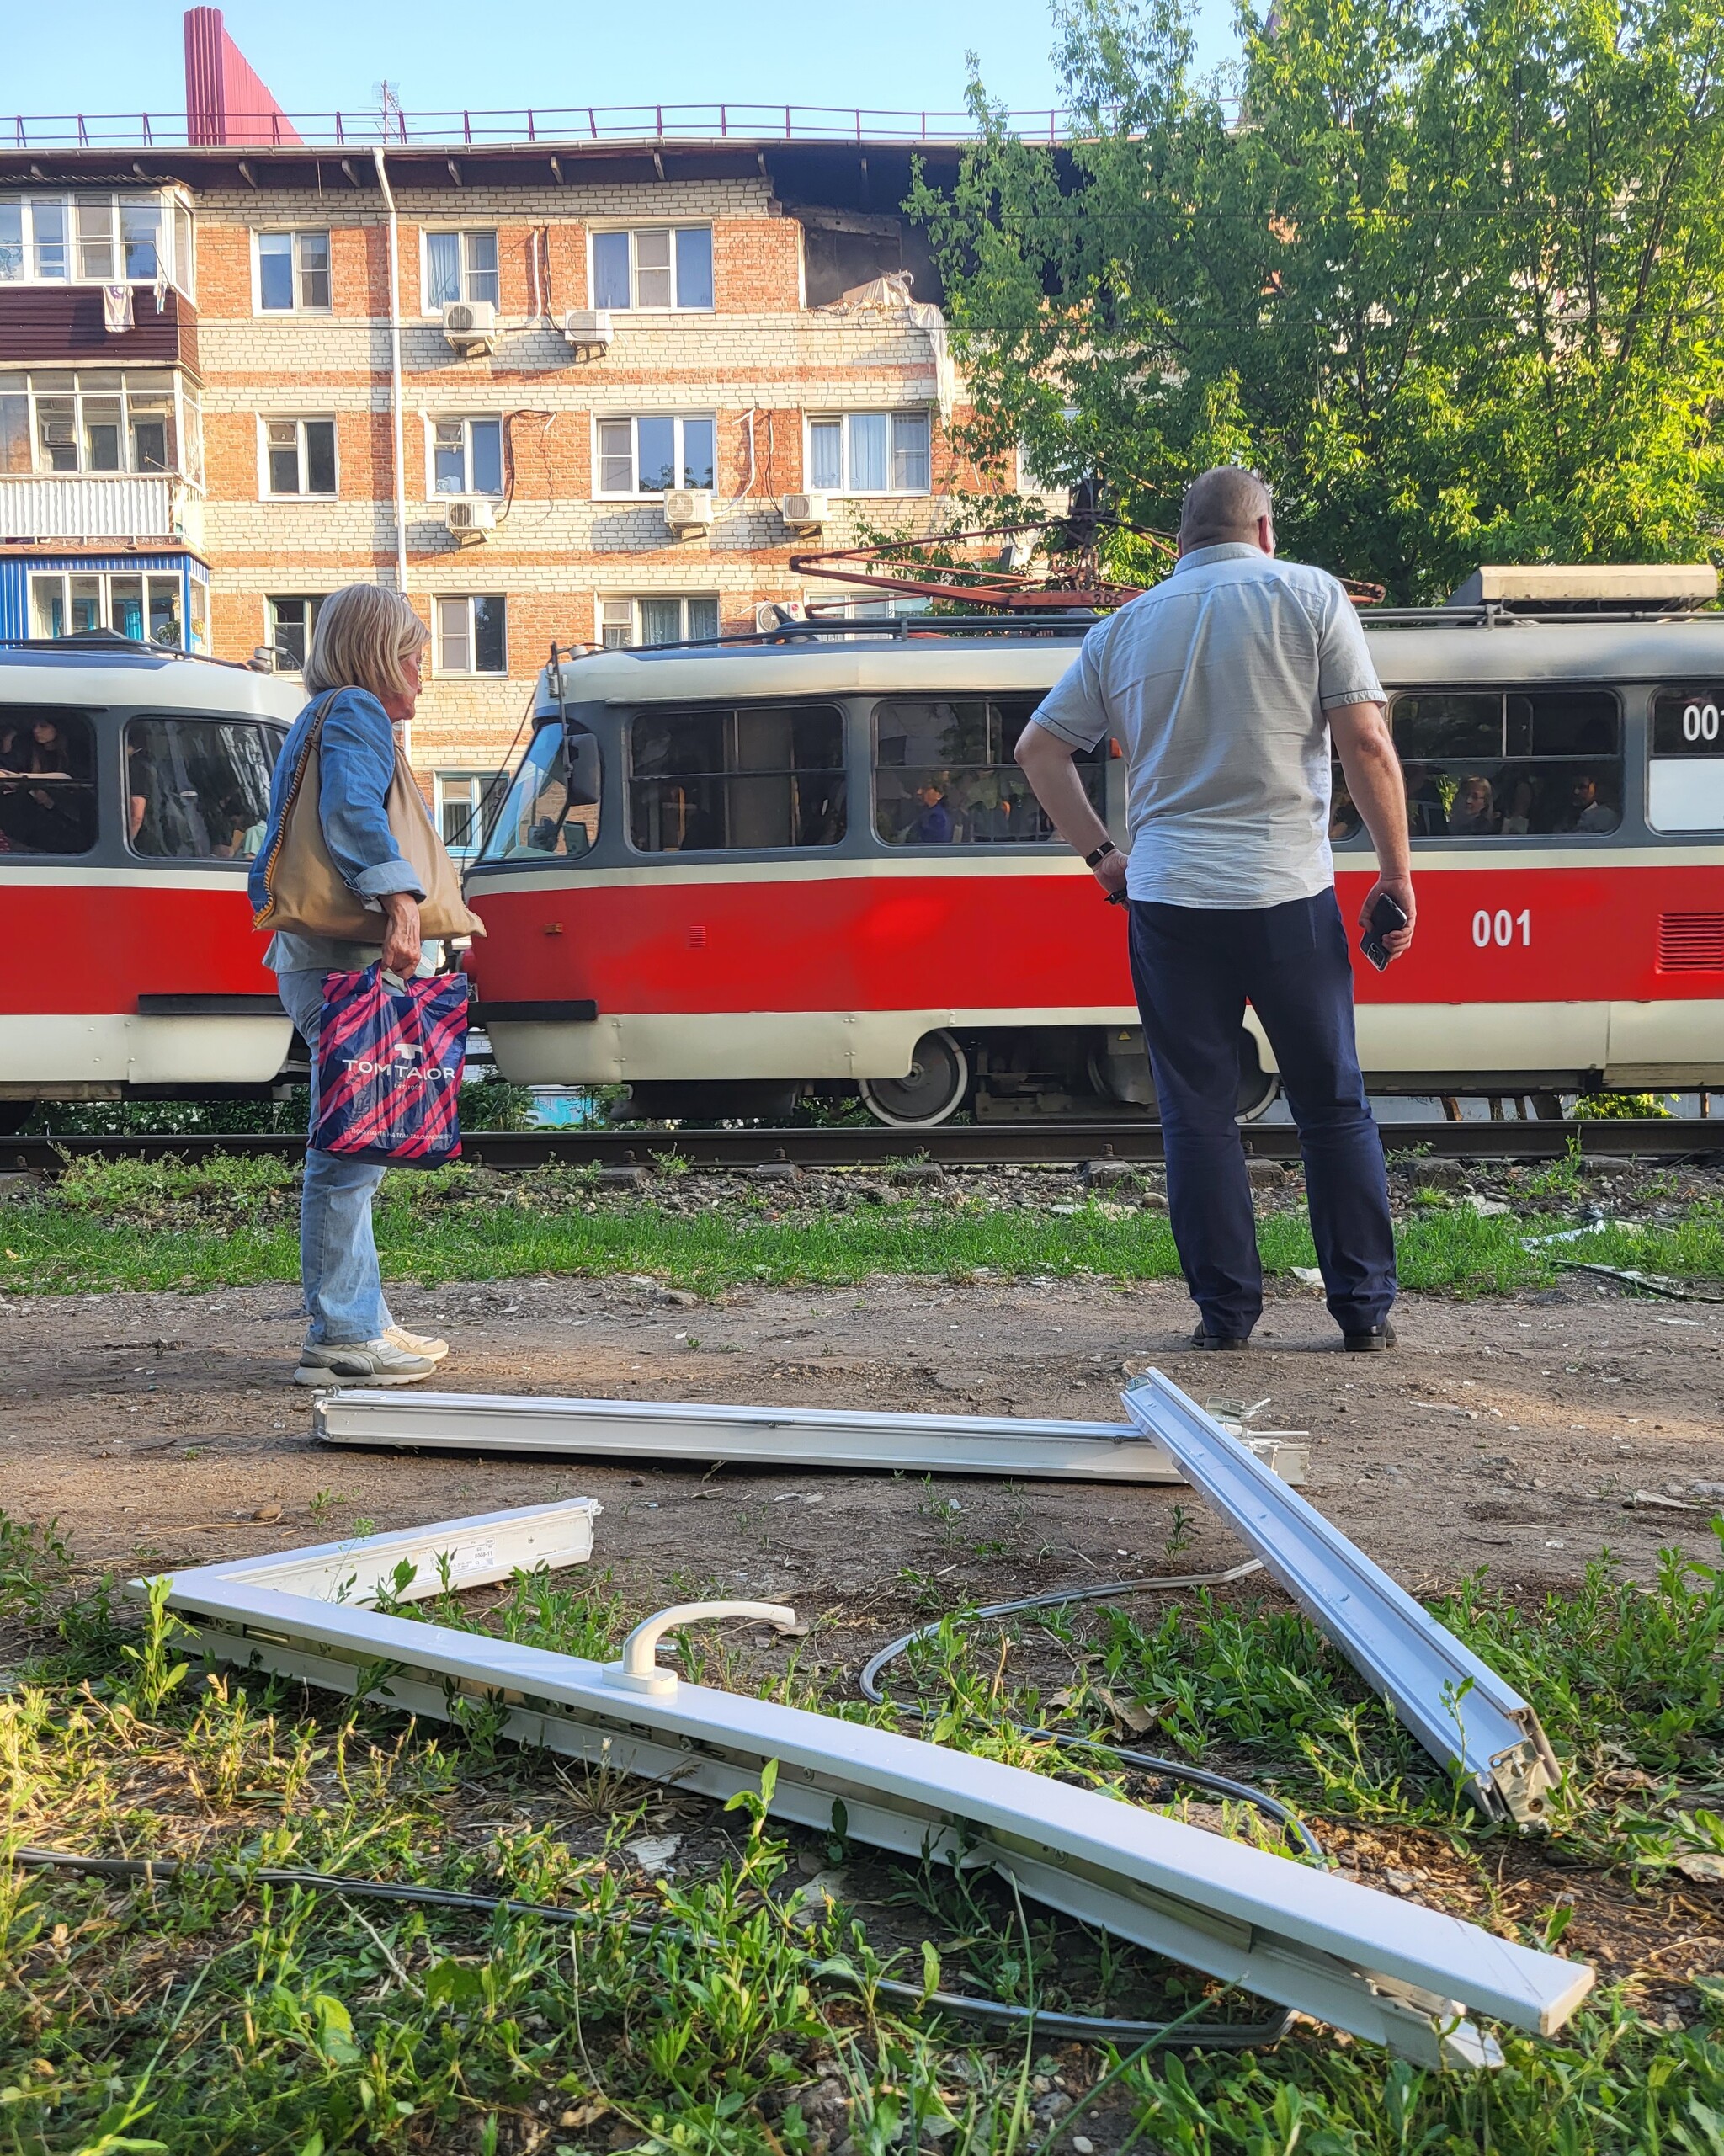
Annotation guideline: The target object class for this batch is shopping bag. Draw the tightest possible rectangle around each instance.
[311,965,470,1167]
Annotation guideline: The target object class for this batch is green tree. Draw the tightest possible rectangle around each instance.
[911,0,1724,599]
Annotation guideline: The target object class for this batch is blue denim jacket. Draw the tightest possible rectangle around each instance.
[250,686,428,976]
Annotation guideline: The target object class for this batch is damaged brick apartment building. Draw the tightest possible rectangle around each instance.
[0,9,1019,837]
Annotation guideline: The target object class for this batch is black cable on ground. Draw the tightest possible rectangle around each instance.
[857,1560,1327,1865]
[11,1847,1287,2049]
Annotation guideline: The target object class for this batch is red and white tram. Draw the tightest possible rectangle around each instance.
[463,570,1724,1126]
[0,638,300,1130]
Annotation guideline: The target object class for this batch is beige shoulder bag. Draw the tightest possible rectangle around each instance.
[253,694,486,941]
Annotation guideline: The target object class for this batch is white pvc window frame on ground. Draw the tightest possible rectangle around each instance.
[310,1390,1311,1486]
[137,1497,1591,2068]
[1121,1374,1564,1825]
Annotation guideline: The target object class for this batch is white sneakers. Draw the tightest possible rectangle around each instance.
[385,1324,450,1363]
[294,1335,439,1387]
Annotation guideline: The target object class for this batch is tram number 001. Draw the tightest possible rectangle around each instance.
[1684,700,1722,743]
[1472,908,1531,949]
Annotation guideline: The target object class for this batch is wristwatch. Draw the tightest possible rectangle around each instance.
[1084,840,1118,868]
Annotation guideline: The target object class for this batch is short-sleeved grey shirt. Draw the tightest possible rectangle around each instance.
[1030,541,1385,908]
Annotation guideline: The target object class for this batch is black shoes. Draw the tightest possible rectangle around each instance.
[1190,1324,1251,1351]
[1343,1321,1397,1353]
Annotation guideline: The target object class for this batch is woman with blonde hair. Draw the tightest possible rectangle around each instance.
[248,583,454,1386]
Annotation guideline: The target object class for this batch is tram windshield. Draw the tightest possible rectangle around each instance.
[0,705,96,854]
[481,722,602,860]
[125,716,279,860]
[874,696,1105,844]
[1360,689,1623,840]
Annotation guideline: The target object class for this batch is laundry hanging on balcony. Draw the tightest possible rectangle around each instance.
[103,285,136,334]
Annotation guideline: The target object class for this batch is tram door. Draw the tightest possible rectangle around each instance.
[1607,681,1724,1083]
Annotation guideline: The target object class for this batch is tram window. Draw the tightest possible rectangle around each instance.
[1647,684,1724,832]
[125,716,278,861]
[628,705,846,853]
[1388,689,1621,837]
[0,706,96,854]
[480,723,603,860]
[873,696,1104,845]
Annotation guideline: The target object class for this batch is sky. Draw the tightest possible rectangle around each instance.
[3,0,1241,130]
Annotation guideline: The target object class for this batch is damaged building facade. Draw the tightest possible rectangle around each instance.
[0,13,1012,822]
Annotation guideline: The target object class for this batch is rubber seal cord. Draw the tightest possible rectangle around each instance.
[857,1559,1327,1865]
[11,1846,1289,2049]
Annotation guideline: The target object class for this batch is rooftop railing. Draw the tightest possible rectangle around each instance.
[3,104,1091,153]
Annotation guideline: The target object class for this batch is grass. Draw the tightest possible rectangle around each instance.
[2,1514,1722,2153]
[3,1154,1724,1300]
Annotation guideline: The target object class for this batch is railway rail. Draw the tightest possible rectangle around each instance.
[2,1117,1720,1176]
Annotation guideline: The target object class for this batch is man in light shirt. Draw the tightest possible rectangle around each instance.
[1015,466,1413,1352]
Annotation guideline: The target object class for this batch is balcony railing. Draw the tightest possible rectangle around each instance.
[1,104,1104,152]
[0,474,178,540]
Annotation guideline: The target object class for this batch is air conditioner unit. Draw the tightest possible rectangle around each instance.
[561,307,614,354]
[780,491,830,534]
[441,299,498,355]
[663,487,714,537]
[755,600,806,632]
[445,496,496,544]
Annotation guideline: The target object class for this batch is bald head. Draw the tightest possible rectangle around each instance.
[1179,466,1274,552]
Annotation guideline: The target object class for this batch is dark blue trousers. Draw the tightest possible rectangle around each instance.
[1127,889,1397,1339]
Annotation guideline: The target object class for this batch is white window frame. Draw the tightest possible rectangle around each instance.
[434,768,502,855]
[805,409,933,498]
[587,224,715,312]
[0,369,202,487]
[420,227,500,315]
[263,594,325,673]
[591,413,717,500]
[258,415,338,500]
[424,414,505,499]
[434,594,508,677]
[598,595,721,648]
[253,228,332,314]
[29,567,190,647]
[0,189,194,295]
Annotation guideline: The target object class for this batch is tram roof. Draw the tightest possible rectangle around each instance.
[0,642,305,721]
[540,610,1724,713]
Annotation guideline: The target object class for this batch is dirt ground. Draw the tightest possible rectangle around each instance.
[3,1269,1720,1606]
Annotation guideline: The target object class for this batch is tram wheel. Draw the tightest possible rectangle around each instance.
[859,1030,971,1129]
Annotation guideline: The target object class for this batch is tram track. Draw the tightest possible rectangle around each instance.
[2,1116,1721,1175]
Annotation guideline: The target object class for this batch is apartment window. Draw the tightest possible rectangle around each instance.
[1384,689,1623,839]
[266,595,324,671]
[257,229,331,311]
[595,415,716,497]
[29,568,187,649]
[630,705,847,853]
[0,191,192,295]
[591,226,713,311]
[808,411,931,495]
[0,370,197,482]
[262,418,337,498]
[436,594,507,675]
[424,229,499,311]
[434,769,503,855]
[431,417,503,497]
[599,596,721,648]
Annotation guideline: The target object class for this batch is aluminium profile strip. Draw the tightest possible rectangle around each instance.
[1121,1374,1562,1826]
[137,1508,1591,2068]
[311,1389,1309,1485]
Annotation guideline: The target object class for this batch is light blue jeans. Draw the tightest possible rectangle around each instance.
[276,967,395,1347]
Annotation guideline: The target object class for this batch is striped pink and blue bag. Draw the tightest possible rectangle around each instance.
[310,965,470,1166]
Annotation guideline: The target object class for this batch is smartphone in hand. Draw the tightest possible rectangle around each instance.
[1360,891,1408,972]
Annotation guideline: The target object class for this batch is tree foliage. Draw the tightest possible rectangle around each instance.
[909,0,1724,599]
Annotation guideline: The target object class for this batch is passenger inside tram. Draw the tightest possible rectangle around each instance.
[125,716,276,860]
[910,780,954,844]
[0,710,96,854]
[1447,774,1497,834]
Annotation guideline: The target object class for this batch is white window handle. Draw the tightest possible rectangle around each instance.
[603,1600,797,1696]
